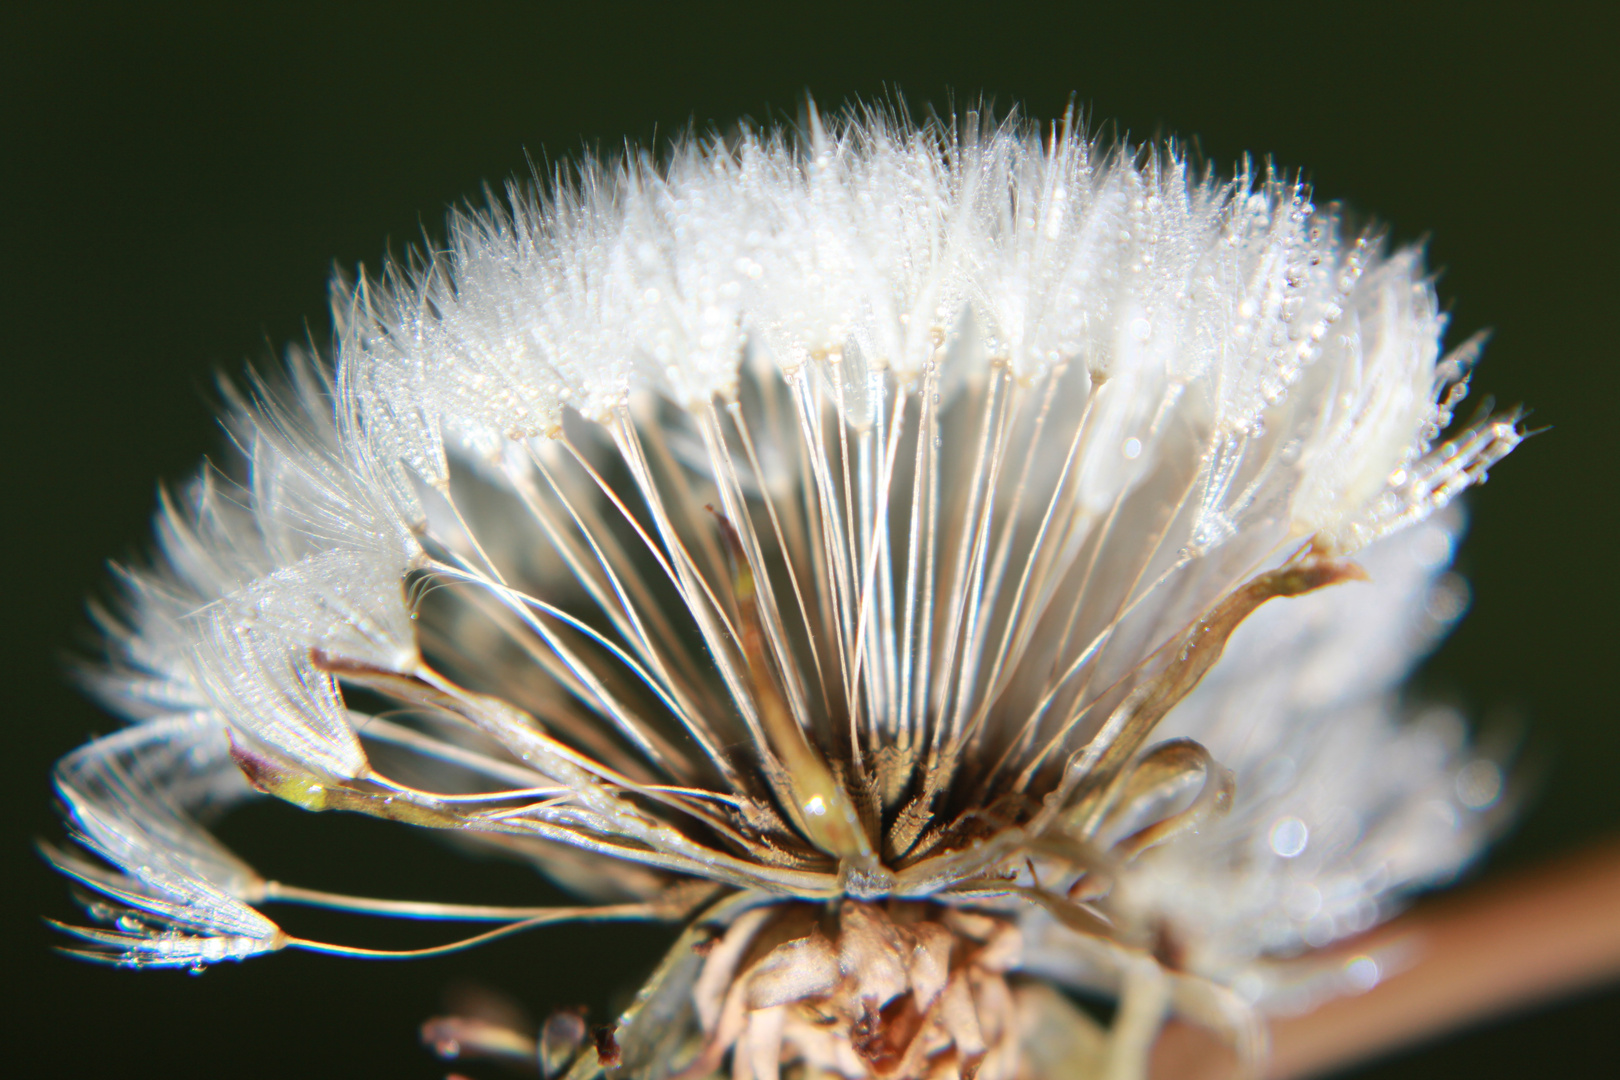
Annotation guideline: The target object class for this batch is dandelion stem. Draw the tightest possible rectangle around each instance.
[1151,839,1620,1079]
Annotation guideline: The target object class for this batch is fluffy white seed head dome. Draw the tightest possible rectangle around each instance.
[49,102,1521,1078]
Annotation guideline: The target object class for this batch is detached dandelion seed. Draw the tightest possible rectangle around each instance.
[47,101,1524,1079]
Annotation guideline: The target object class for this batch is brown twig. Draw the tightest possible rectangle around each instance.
[1151,838,1620,1079]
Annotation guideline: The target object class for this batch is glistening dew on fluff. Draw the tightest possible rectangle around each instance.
[48,102,1522,1080]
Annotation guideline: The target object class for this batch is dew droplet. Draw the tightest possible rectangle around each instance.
[1455,759,1503,810]
[1424,573,1470,624]
[1343,955,1380,992]
[1269,816,1309,858]
[1284,881,1323,921]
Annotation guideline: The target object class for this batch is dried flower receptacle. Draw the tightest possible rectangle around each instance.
[46,102,1520,1080]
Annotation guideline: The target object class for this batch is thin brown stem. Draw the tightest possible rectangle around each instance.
[1150,838,1620,1079]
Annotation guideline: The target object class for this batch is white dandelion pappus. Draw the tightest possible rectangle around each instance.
[49,102,1521,1080]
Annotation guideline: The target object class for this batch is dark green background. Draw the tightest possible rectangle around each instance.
[4,3,1615,1076]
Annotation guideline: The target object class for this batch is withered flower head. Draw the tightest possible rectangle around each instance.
[47,103,1520,1080]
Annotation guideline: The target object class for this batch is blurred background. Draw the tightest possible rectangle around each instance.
[3,3,1615,1076]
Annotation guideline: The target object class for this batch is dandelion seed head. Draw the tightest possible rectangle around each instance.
[48,101,1521,1078]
